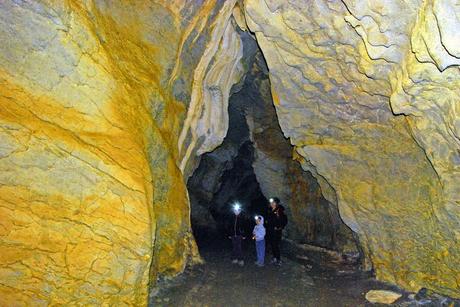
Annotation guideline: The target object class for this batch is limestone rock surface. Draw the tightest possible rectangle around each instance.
[365,290,402,305]
[1,0,459,303]
[0,1,243,305]
[245,53,357,252]
[188,46,357,253]
[244,0,460,297]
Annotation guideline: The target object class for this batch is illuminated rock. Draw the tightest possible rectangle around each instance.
[0,1,242,305]
[244,0,460,297]
[244,53,357,252]
[1,0,459,304]
[365,290,402,305]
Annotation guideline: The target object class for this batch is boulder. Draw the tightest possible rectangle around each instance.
[365,290,402,304]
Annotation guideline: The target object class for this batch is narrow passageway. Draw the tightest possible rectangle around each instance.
[151,233,393,306]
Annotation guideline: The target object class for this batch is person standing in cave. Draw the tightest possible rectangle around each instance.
[266,197,288,266]
[266,197,277,263]
[273,205,288,265]
[228,204,245,266]
[252,215,266,267]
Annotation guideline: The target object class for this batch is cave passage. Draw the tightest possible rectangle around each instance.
[187,32,359,257]
[165,35,387,306]
[156,42,397,306]
[191,139,268,245]
[187,99,269,245]
[155,28,460,307]
[3,1,460,306]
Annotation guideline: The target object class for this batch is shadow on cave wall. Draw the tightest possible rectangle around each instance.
[187,30,359,258]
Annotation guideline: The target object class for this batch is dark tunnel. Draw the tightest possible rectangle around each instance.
[186,31,359,264]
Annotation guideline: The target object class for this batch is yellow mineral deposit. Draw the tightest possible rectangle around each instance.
[0,1,240,305]
[0,0,459,305]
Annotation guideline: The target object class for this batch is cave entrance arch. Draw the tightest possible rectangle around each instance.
[186,33,360,266]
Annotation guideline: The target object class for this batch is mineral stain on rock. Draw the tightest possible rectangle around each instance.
[0,0,459,305]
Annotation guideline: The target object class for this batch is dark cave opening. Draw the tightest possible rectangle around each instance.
[208,140,268,238]
[186,31,360,267]
[187,96,268,246]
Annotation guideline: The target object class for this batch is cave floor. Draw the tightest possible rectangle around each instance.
[150,237,403,307]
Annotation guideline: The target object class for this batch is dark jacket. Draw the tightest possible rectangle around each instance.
[266,205,288,233]
[266,207,277,233]
[231,214,245,237]
[274,209,288,232]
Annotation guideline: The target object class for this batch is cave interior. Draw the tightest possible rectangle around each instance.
[187,32,358,261]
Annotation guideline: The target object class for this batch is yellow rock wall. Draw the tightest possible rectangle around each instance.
[1,0,458,303]
[0,1,242,305]
[244,0,459,297]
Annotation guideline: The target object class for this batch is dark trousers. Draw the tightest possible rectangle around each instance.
[269,231,282,260]
[231,235,243,260]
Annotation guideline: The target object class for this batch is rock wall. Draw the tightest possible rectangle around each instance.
[186,30,257,233]
[187,99,254,232]
[0,1,243,305]
[244,0,459,297]
[1,0,459,303]
[245,53,357,253]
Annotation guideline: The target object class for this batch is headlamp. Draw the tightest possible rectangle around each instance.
[269,198,274,203]
[233,203,241,214]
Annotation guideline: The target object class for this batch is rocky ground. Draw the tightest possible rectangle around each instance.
[149,234,459,307]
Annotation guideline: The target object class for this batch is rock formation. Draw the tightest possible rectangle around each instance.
[0,1,243,305]
[188,42,357,253]
[244,0,459,297]
[245,52,357,253]
[0,0,459,305]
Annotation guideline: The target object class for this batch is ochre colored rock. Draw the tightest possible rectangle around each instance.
[365,290,402,305]
[0,1,242,305]
[1,0,459,304]
[244,0,460,298]
[177,6,244,177]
